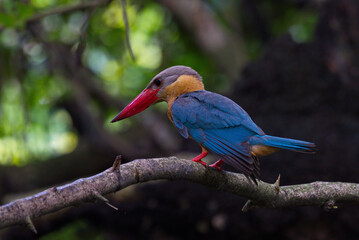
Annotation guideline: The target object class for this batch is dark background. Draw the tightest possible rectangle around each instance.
[0,0,359,239]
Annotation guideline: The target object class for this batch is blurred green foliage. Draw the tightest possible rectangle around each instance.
[0,0,318,166]
[39,220,103,240]
[264,3,317,43]
[242,0,318,59]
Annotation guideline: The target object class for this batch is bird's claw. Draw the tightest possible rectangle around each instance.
[191,159,207,167]
[209,159,224,171]
[209,163,222,171]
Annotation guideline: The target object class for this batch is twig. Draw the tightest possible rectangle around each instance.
[93,191,118,210]
[27,0,113,23]
[121,0,136,61]
[274,174,281,193]
[0,157,358,229]
[25,216,37,234]
[111,155,122,172]
[74,9,93,66]
[242,200,254,212]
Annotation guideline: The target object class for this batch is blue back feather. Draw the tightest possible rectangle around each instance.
[171,91,263,178]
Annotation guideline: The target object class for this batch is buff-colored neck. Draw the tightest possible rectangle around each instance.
[160,75,204,102]
[159,75,204,122]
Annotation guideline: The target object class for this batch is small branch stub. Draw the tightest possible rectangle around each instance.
[274,174,281,193]
[242,200,257,212]
[111,155,122,172]
[50,186,58,193]
[25,216,37,234]
[93,191,118,211]
[323,199,338,211]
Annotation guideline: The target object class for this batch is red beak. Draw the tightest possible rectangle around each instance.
[111,88,160,123]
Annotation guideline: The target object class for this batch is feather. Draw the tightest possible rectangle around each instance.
[171,91,262,179]
[249,135,316,155]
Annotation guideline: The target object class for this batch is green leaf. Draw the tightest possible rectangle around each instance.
[16,2,35,21]
[0,13,15,27]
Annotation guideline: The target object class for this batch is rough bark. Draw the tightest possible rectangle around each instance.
[1,157,358,230]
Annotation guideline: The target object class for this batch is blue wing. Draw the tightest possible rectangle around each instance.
[171,90,263,178]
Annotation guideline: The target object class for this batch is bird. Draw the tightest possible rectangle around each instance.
[111,65,316,183]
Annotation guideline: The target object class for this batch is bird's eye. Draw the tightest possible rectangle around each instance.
[154,78,161,86]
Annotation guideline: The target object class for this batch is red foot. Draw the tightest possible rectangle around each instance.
[209,159,224,171]
[191,150,208,167]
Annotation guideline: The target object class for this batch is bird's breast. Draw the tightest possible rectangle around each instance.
[167,97,175,124]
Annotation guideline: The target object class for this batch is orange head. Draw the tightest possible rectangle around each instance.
[111,66,204,122]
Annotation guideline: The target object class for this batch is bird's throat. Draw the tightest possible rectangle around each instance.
[161,75,204,123]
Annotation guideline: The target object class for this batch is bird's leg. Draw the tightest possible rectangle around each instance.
[209,159,224,171]
[191,147,208,167]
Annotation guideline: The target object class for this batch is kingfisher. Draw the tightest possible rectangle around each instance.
[111,66,316,183]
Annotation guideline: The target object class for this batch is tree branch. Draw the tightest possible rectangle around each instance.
[1,157,358,229]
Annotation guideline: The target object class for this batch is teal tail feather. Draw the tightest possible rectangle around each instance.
[249,135,316,153]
